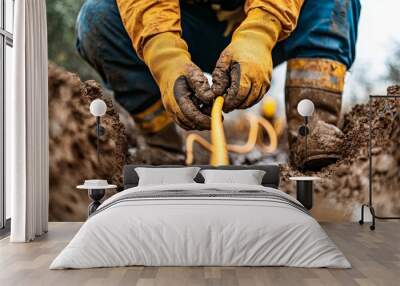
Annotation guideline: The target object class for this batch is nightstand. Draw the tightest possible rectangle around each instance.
[289,177,321,210]
[77,180,117,216]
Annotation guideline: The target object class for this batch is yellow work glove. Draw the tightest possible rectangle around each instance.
[143,32,215,130]
[212,8,282,113]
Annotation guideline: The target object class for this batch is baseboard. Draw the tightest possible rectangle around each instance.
[0,218,11,239]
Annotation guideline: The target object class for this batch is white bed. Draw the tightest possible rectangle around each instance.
[50,182,350,269]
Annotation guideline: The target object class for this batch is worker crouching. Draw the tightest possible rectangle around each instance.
[75,0,360,169]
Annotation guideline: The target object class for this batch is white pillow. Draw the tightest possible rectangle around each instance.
[200,169,266,185]
[135,167,200,186]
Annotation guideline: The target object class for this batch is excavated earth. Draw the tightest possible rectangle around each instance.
[48,63,183,221]
[49,63,400,222]
[278,85,400,221]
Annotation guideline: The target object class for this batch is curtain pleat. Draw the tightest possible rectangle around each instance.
[9,0,49,242]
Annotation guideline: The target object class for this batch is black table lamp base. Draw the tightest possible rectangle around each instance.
[296,181,313,210]
[88,189,105,216]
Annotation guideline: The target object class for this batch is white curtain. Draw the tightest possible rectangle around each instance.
[8,0,49,242]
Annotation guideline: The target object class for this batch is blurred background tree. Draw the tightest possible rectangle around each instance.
[47,0,100,81]
[385,42,400,83]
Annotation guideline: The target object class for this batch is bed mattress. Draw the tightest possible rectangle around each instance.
[50,183,350,269]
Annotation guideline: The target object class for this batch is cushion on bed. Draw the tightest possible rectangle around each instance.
[123,165,280,189]
[200,169,265,185]
[135,167,200,186]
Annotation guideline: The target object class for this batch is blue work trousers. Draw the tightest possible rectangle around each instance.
[76,0,361,115]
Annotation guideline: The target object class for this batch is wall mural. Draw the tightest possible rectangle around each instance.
[47,1,400,222]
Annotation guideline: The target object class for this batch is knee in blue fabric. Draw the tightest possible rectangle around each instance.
[75,0,162,115]
[75,0,116,66]
[273,0,361,69]
[76,0,102,58]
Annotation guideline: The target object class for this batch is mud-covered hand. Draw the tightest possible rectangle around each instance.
[212,8,282,113]
[143,32,215,130]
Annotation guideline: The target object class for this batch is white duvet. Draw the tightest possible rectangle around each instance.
[50,183,350,269]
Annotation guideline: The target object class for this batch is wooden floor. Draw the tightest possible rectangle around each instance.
[0,222,399,286]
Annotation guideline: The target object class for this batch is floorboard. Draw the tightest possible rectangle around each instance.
[0,222,399,286]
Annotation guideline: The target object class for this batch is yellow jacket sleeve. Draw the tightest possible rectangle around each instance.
[244,0,304,41]
[116,0,182,59]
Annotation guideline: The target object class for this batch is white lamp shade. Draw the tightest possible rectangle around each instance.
[90,99,107,117]
[297,99,315,117]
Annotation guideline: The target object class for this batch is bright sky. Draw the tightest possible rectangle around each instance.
[343,0,400,105]
[354,0,400,76]
[265,0,400,116]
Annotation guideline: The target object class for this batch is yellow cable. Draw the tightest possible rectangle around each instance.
[227,115,278,154]
[227,115,259,153]
[185,133,212,165]
[210,97,229,166]
[185,97,277,165]
[256,117,278,153]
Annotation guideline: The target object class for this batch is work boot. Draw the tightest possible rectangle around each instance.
[133,100,184,153]
[285,58,346,169]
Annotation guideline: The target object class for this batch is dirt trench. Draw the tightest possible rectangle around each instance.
[48,63,183,221]
[279,85,400,221]
[49,63,400,222]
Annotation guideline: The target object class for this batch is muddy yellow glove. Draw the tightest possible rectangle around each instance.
[212,8,281,112]
[143,32,214,130]
[116,0,214,130]
[212,0,303,113]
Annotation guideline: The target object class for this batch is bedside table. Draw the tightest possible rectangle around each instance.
[289,177,321,210]
[77,180,117,216]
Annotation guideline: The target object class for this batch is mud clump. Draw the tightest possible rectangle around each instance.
[280,86,400,221]
[49,63,183,221]
[49,63,128,221]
